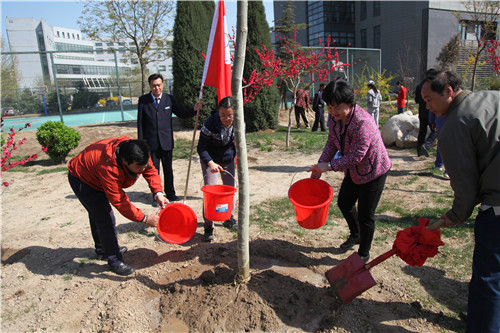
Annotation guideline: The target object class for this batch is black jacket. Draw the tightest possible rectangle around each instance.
[137,93,196,151]
[197,112,236,165]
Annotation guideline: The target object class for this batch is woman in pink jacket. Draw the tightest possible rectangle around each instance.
[309,80,391,263]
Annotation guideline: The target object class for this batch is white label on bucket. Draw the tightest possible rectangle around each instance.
[216,204,229,213]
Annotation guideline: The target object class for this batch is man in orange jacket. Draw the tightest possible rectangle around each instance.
[68,137,168,275]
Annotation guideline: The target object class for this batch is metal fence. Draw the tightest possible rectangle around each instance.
[2,46,380,124]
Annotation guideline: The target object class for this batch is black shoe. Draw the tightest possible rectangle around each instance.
[110,262,135,276]
[96,246,128,261]
[359,254,370,263]
[339,236,360,250]
[168,195,181,202]
[203,227,214,242]
[459,311,467,322]
[223,216,237,230]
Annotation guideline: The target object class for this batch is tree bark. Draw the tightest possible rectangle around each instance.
[232,0,250,282]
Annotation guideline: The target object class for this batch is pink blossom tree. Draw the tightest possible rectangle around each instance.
[243,27,346,146]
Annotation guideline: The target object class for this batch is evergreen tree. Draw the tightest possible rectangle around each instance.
[19,89,44,115]
[72,82,99,109]
[243,1,280,131]
[172,1,217,128]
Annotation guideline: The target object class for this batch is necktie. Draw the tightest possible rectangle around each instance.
[155,97,160,108]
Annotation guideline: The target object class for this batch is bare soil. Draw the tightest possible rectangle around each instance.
[1,113,468,332]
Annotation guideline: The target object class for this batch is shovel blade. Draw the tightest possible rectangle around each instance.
[325,252,377,304]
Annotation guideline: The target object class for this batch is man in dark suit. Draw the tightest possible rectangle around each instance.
[138,73,202,202]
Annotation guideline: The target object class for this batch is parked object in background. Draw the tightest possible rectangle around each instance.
[2,107,16,116]
[122,99,132,105]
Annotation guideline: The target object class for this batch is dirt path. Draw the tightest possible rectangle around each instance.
[1,121,467,332]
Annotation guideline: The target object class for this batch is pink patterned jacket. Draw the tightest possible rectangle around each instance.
[319,104,391,184]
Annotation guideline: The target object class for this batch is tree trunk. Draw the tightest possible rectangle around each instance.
[286,103,293,147]
[232,0,250,282]
[140,58,148,95]
[471,54,479,92]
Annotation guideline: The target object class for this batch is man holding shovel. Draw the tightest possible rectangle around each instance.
[68,137,168,276]
[421,70,500,332]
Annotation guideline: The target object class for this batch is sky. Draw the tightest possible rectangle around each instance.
[1,0,275,41]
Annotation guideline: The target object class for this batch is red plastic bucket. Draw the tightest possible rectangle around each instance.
[201,184,237,221]
[288,178,333,229]
[156,203,198,244]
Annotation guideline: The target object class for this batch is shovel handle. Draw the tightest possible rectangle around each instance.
[427,219,445,231]
[365,248,397,270]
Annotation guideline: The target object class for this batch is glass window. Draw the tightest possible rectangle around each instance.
[373,1,381,17]
[373,25,381,48]
[56,31,60,37]
[360,2,367,21]
[107,42,114,46]
[361,29,367,48]
[62,32,65,38]
[95,42,102,46]
[159,65,166,71]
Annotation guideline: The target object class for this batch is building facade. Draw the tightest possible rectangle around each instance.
[5,17,172,90]
[273,1,499,84]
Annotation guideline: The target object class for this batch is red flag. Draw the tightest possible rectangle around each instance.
[200,0,232,103]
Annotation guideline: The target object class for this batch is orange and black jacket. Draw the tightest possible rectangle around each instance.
[68,136,162,222]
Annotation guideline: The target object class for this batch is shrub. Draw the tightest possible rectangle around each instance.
[36,121,80,164]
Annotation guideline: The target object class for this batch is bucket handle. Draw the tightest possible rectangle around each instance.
[290,167,334,188]
[201,168,238,188]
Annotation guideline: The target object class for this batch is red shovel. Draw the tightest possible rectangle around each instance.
[325,249,397,304]
[325,219,445,304]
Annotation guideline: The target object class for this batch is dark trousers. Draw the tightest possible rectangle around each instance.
[337,171,387,257]
[68,173,123,267]
[467,208,500,333]
[417,110,437,154]
[294,105,309,128]
[312,106,326,131]
[151,148,176,199]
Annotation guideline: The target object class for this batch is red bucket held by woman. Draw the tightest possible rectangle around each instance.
[201,184,237,221]
[288,178,333,229]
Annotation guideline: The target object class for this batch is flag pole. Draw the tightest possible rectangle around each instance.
[183,90,204,203]
[184,0,230,202]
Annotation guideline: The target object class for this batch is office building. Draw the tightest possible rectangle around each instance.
[5,17,172,89]
[274,1,499,83]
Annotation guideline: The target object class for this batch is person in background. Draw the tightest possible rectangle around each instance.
[68,137,168,276]
[312,83,326,132]
[415,73,438,157]
[428,111,448,179]
[197,97,237,242]
[138,73,202,203]
[396,80,407,114]
[366,80,382,127]
[294,88,310,129]
[421,70,500,332]
[309,80,391,263]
